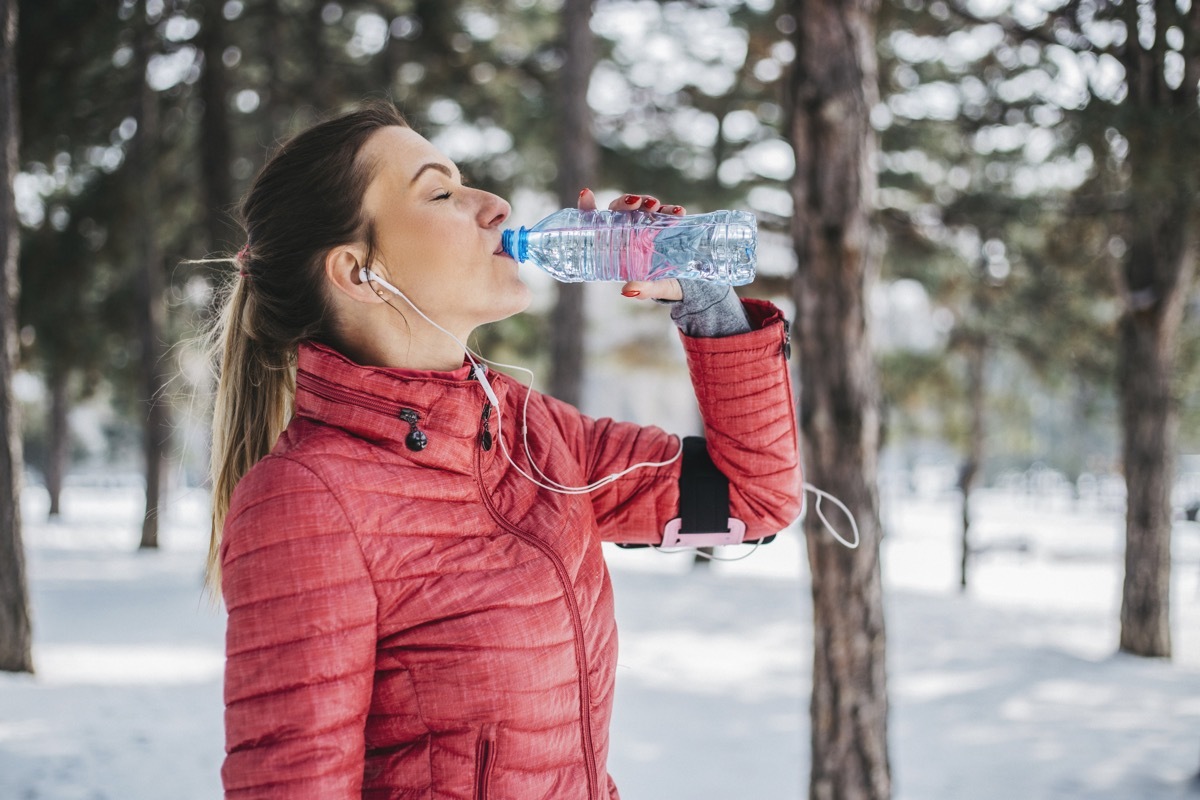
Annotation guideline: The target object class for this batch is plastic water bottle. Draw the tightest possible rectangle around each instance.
[501,208,757,285]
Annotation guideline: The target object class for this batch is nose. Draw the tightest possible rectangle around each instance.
[478,190,510,229]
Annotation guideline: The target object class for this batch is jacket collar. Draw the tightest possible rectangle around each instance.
[293,342,506,469]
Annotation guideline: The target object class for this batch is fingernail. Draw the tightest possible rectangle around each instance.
[580,188,590,197]
[670,205,684,214]
[623,194,640,205]
[644,198,659,209]
[622,289,641,297]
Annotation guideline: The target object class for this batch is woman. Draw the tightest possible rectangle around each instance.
[210,103,802,800]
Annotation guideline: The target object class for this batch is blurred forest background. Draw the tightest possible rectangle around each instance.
[7,0,1198,534]
[1,0,1198,796]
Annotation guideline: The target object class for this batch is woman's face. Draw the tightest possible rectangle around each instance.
[358,126,531,336]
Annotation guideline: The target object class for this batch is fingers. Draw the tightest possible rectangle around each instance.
[620,279,683,302]
[604,193,685,215]
[609,193,643,211]
[574,191,685,301]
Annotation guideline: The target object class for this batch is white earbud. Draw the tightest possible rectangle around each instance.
[360,267,501,406]
[360,267,404,298]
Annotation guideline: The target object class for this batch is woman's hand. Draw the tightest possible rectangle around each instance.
[577,188,684,302]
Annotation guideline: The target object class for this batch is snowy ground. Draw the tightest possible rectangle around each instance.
[1,483,1198,799]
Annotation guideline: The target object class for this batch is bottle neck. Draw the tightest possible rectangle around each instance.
[501,228,530,263]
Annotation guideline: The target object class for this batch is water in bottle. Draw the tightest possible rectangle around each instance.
[500,208,757,286]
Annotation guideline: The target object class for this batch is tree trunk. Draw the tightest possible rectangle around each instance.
[261,0,285,145]
[45,367,68,518]
[1114,1,1198,659]
[1117,296,1180,657]
[958,335,985,591]
[133,8,169,550]
[197,0,237,254]
[306,0,334,111]
[548,0,597,406]
[1115,194,1192,657]
[787,1,890,798]
[0,0,32,674]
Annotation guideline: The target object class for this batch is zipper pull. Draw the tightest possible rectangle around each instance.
[479,403,493,451]
[782,318,792,360]
[400,408,428,452]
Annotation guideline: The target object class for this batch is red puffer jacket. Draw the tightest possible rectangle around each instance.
[220,299,802,799]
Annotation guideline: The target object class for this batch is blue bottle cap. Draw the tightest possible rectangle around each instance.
[501,228,529,262]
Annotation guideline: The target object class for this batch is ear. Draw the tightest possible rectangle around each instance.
[325,244,387,304]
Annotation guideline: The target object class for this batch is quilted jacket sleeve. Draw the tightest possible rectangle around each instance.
[220,455,377,799]
[571,298,803,545]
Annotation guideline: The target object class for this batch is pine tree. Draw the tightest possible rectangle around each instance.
[875,0,1119,588]
[548,0,597,406]
[786,0,892,796]
[0,0,32,675]
[16,1,138,515]
[931,0,1200,657]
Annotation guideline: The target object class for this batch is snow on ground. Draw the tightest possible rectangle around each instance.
[1,483,1198,799]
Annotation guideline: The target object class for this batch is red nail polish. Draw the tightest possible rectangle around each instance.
[622,289,641,297]
[644,198,659,209]
[671,205,684,214]
[580,188,590,197]
[623,194,640,205]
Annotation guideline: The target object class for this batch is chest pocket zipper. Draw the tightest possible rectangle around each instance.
[476,724,497,800]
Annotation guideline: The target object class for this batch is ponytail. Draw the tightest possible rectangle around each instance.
[205,274,295,591]
[202,101,409,592]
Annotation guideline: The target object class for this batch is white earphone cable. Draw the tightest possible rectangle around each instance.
[361,269,681,495]
[360,268,858,549]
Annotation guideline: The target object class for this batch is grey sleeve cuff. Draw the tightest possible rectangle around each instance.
[660,280,752,338]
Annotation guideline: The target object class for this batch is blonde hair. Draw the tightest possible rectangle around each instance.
[205,273,296,590]
[205,102,407,591]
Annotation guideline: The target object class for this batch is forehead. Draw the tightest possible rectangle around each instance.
[361,126,452,187]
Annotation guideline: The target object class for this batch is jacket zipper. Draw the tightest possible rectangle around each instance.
[473,404,599,800]
[296,370,412,420]
[299,371,598,794]
[479,403,493,451]
[475,725,496,800]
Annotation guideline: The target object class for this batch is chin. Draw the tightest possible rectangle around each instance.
[479,280,533,326]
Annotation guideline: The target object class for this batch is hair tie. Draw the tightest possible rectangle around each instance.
[236,244,251,279]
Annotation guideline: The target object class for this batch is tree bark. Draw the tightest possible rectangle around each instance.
[197,0,237,254]
[133,7,169,550]
[959,334,986,592]
[1115,190,1192,656]
[548,0,597,406]
[45,367,68,518]
[1114,1,1198,659]
[306,0,334,111]
[0,0,32,674]
[260,0,286,145]
[787,1,890,798]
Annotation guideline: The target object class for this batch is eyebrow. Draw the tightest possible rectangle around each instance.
[410,162,456,184]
